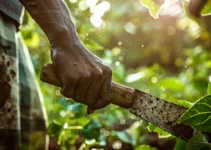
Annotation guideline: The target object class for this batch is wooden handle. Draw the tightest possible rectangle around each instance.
[40,64,134,108]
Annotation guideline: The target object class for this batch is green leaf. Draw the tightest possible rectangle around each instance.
[60,98,70,109]
[167,99,193,109]
[179,95,211,132]
[135,145,157,150]
[159,77,185,91]
[147,123,171,138]
[174,138,187,150]
[201,1,211,16]
[67,103,86,117]
[84,39,104,51]
[115,131,133,144]
[207,82,211,95]
[186,134,211,150]
[47,120,63,138]
[192,77,208,91]
[140,0,163,19]
[82,119,102,140]
[127,121,144,146]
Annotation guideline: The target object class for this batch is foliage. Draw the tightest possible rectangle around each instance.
[186,134,211,150]
[82,119,102,140]
[140,0,163,19]
[208,82,211,95]
[135,144,157,150]
[179,95,211,132]
[147,123,171,138]
[21,0,211,149]
[201,0,211,16]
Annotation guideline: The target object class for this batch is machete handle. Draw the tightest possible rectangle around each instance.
[40,64,134,108]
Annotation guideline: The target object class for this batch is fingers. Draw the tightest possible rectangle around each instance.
[60,75,78,98]
[85,66,113,109]
[94,79,114,109]
[74,77,91,103]
[59,62,113,110]
[84,72,105,107]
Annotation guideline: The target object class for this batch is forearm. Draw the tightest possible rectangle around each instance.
[20,0,114,110]
[20,0,81,49]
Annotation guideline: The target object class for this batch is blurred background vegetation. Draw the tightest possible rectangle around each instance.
[21,0,211,149]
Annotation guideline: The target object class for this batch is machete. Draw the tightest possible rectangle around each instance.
[40,64,199,141]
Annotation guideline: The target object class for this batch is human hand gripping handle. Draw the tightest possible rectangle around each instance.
[40,64,134,109]
[20,0,133,111]
[19,0,120,111]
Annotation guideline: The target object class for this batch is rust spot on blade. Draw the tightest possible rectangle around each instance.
[129,89,194,141]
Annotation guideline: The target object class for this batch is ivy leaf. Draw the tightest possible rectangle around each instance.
[140,0,163,19]
[186,134,211,150]
[82,119,102,140]
[179,95,211,132]
[207,82,211,95]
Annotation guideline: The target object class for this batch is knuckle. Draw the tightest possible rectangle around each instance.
[94,68,103,77]
[102,65,112,76]
[83,72,92,79]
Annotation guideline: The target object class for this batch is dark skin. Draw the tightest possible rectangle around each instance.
[19,0,202,111]
[19,0,114,110]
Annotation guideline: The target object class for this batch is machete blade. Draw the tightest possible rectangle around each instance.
[129,89,194,141]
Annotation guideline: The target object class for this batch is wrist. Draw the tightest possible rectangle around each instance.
[51,40,86,57]
[50,26,82,50]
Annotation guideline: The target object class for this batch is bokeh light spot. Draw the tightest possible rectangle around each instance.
[90,15,103,28]
[167,26,176,36]
[151,77,158,83]
[125,22,136,34]
[112,47,121,55]
[69,0,77,3]
[112,141,122,149]
[118,41,122,46]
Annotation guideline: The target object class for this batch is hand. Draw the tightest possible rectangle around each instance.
[51,44,114,109]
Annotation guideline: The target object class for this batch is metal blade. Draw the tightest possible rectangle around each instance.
[129,89,194,141]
